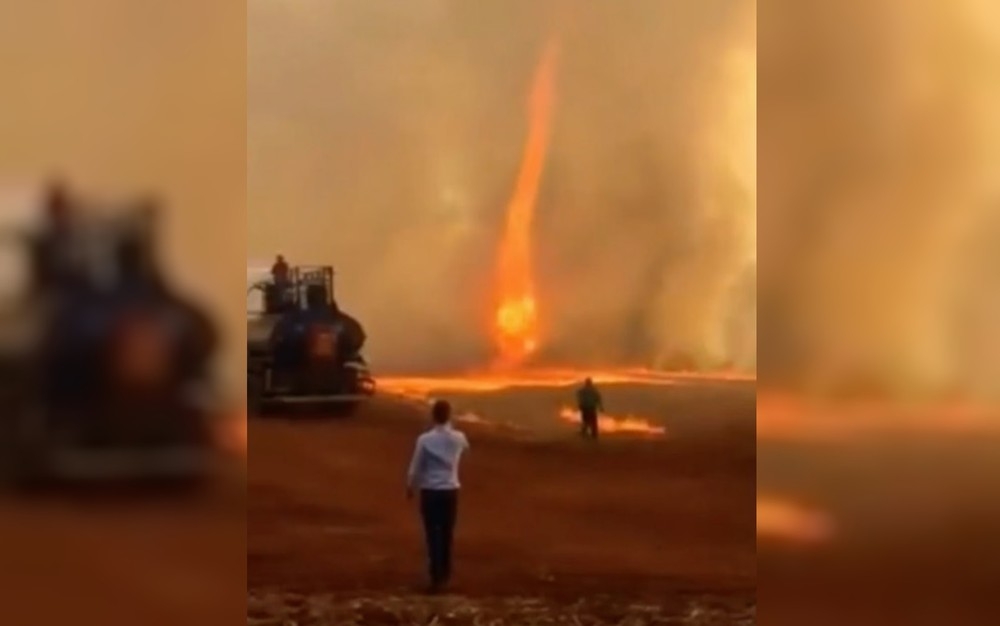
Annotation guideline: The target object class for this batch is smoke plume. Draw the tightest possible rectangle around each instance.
[248,0,757,374]
[759,0,1000,399]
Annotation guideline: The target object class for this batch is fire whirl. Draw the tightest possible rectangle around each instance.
[492,38,560,367]
[495,295,538,362]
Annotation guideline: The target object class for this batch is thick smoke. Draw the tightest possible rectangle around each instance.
[249,0,756,373]
[643,2,756,370]
[759,0,1000,399]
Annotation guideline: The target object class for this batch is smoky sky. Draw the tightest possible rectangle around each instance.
[9,1,993,400]
[248,0,755,373]
[759,0,1000,398]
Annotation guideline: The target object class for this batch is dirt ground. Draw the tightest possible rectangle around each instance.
[0,473,246,626]
[248,381,756,624]
[757,426,1000,626]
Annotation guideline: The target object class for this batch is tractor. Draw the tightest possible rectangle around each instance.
[247,264,375,415]
[0,184,224,490]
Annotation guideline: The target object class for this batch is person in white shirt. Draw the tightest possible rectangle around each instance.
[406,399,470,593]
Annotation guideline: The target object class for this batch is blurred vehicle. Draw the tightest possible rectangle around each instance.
[0,185,223,490]
[247,265,375,415]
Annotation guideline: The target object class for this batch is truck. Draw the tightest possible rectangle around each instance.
[0,184,224,490]
[246,264,375,415]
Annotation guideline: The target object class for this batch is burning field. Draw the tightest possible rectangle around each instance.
[245,0,1000,621]
[247,3,756,625]
[248,8,757,620]
[248,371,756,625]
[756,393,1000,625]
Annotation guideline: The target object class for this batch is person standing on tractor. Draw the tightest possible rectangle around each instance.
[31,180,82,295]
[576,378,604,440]
[271,254,289,285]
[270,254,291,304]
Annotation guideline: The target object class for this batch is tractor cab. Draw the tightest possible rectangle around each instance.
[250,265,335,316]
[246,264,374,415]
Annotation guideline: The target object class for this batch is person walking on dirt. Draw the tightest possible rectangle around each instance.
[576,378,604,440]
[406,399,470,594]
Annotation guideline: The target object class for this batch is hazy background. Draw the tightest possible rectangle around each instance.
[250,0,998,397]
[248,0,756,374]
[0,0,246,389]
[759,0,1000,400]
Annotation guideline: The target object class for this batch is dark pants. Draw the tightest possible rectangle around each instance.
[580,407,599,439]
[420,489,459,587]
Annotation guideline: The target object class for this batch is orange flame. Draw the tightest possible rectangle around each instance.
[493,39,560,367]
[557,405,667,436]
[216,408,247,458]
[757,497,835,544]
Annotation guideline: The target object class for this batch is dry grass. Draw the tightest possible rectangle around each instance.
[247,591,755,626]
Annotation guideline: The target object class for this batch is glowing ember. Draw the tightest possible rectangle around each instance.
[454,412,486,425]
[757,497,835,544]
[492,38,560,367]
[216,408,247,458]
[558,406,667,436]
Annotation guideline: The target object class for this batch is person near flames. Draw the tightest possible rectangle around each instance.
[406,399,470,594]
[576,377,604,440]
